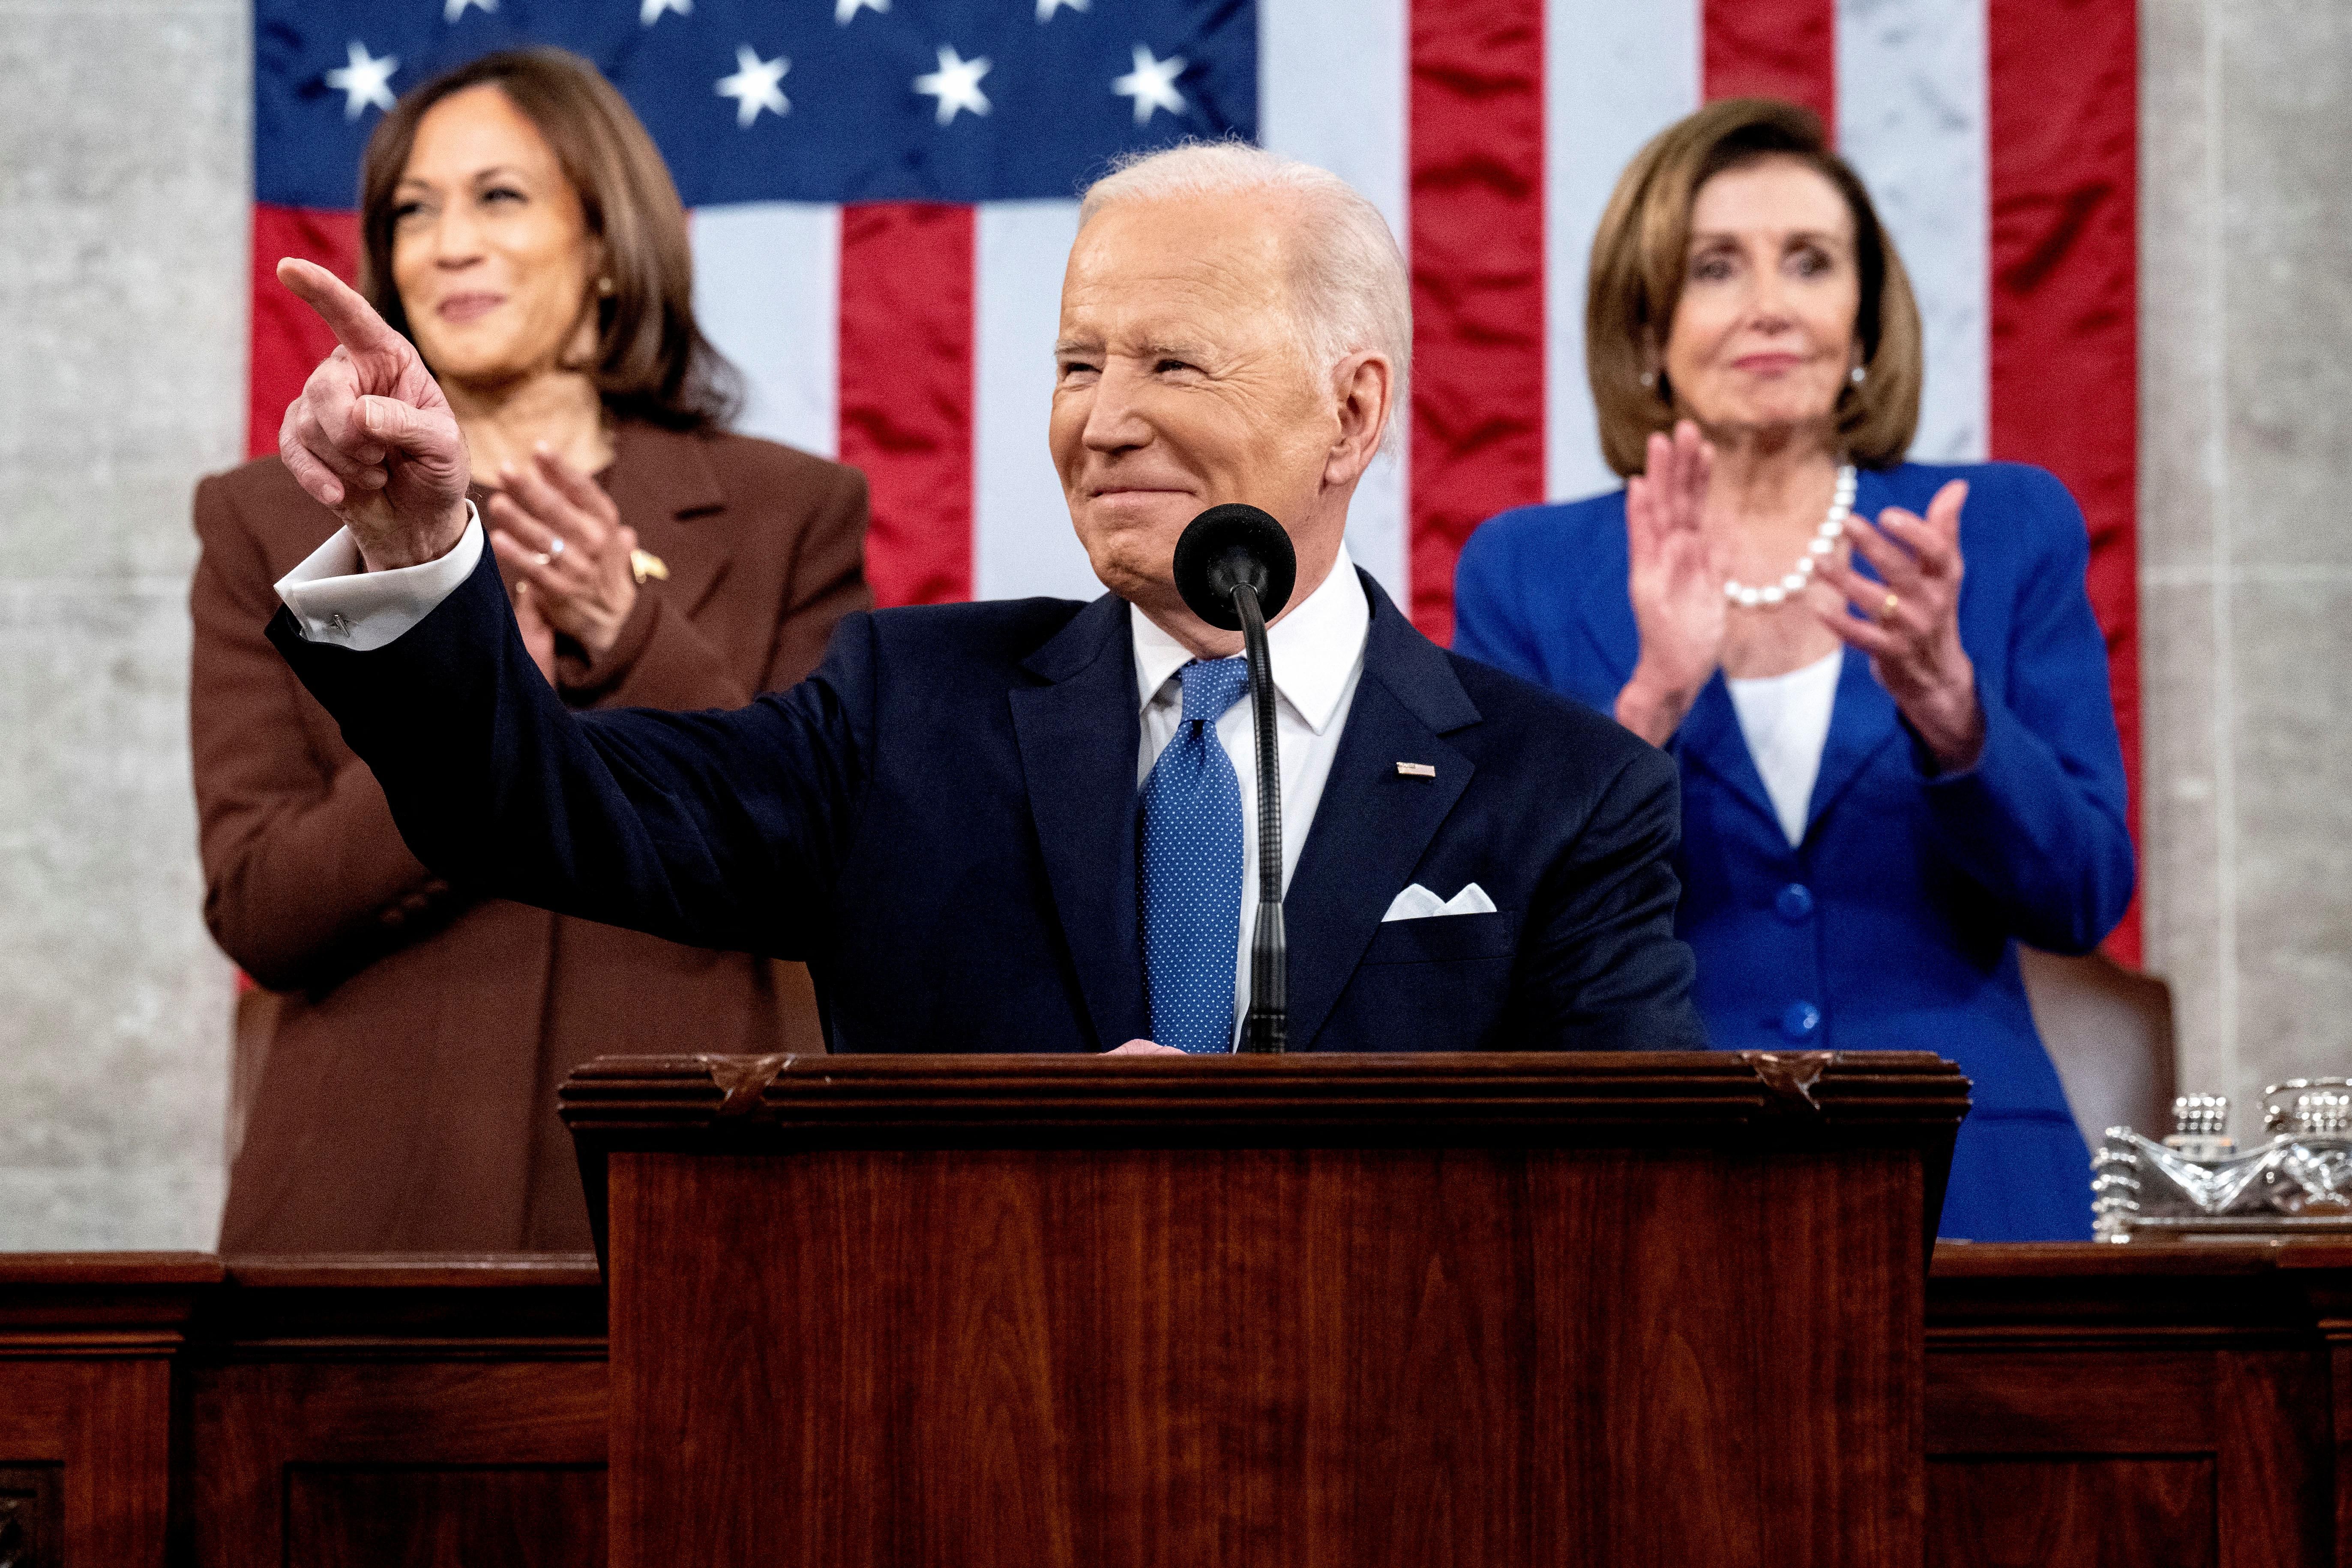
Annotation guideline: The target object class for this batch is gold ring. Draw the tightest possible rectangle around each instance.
[1879,591,1901,624]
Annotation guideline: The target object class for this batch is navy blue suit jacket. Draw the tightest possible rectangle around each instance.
[1454,461,2135,1238]
[269,546,1705,1055]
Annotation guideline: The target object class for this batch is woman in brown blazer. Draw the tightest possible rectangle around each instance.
[192,48,868,1253]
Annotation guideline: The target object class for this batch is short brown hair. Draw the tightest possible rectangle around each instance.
[357,48,740,430]
[1585,98,1921,477]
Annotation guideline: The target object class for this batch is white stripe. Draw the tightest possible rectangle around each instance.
[1544,0,1702,503]
[974,201,1098,602]
[1837,0,1988,461]
[689,203,840,459]
[1259,0,1409,606]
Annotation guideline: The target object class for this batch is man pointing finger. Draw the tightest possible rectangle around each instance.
[264,144,1705,1058]
[274,259,473,568]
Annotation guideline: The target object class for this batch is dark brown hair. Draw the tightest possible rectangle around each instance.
[357,47,740,430]
[1585,97,1921,476]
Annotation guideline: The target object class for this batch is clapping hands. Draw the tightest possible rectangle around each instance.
[1616,421,1726,745]
[1614,422,1981,768]
[1816,479,1982,771]
[485,450,641,665]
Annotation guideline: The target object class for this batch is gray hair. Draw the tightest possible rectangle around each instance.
[1079,141,1410,451]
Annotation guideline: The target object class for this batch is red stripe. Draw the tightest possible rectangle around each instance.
[837,203,975,608]
[1703,0,1837,137]
[1987,0,2142,965]
[248,205,360,460]
[1408,0,1547,645]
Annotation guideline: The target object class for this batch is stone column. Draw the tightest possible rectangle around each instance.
[2139,0,2352,1134]
[0,2,246,1245]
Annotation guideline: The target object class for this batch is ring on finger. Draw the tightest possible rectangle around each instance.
[532,551,551,567]
[546,535,565,560]
[1878,591,1901,624]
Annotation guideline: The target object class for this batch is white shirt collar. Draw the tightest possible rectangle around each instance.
[1130,542,1370,736]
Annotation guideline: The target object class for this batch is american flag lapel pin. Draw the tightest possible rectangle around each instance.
[1396,762,1437,779]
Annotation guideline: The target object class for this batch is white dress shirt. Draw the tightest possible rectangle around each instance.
[1726,647,1843,847]
[275,504,486,650]
[1132,543,1371,1040]
[277,517,1375,1046]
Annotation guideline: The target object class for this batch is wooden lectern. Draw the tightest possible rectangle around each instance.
[562,1050,1966,1567]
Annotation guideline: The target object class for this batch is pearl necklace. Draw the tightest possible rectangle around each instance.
[1724,464,1856,609]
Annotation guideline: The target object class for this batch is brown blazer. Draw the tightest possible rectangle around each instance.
[192,422,869,1253]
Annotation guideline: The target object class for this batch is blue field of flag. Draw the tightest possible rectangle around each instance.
[256,0,1258,210]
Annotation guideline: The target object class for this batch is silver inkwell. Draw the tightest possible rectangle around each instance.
[2091,1078,2352,1241]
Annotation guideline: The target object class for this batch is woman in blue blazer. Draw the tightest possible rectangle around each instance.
[1454,99,2133,1241]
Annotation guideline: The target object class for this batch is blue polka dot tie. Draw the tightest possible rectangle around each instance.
[1138,657,1251,1054]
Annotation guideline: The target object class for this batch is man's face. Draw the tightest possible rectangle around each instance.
[1051,192,1342,635]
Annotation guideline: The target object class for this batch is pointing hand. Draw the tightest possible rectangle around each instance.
[275,258,472,571]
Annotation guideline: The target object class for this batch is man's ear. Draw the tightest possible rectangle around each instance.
[1324,352,1394,487]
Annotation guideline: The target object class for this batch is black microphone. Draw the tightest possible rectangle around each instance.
[1172,504,1298,1054]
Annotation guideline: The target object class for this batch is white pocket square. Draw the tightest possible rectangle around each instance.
[1381,881,1498,922]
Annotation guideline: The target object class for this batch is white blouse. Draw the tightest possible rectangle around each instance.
[1725,648,1844,848]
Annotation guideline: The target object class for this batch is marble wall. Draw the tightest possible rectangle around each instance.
[0,0,2339,1245]
[0,0,246,1246]
[2139,0,2352,1138]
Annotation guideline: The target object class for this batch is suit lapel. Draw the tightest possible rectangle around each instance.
[1803,469,1906,838]
[600,424,733,617]
[1804,647,1903,839]
[1674,672,1784,840]
[1008,595,1149,1050]
[1284,575,1478,1051]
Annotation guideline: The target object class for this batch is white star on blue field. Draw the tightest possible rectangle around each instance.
[716,45,790,127]
[260,0,1255,207]
[323,40,398,119]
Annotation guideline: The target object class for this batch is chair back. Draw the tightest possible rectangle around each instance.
[2019,947,2177,1143]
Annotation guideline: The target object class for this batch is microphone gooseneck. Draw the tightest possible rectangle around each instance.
[1231,580,1286,1053]
[1172,505,1297,1054]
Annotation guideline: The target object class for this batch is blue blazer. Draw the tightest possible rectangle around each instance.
[1453,461,2135,1240]
[269,546,1708,1058]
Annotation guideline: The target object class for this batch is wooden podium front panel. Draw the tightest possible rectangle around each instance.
[607,1142,1923,1567]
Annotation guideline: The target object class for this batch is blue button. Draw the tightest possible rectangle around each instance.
[1774,883,1815,923]
[1779,1001,1822,1042]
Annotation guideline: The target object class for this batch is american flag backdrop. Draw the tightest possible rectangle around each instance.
[249,0,2140,960]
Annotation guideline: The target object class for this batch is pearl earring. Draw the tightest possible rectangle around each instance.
[1849,363,1866,385]
[1639,370,1657,390]
[596,276,617,297]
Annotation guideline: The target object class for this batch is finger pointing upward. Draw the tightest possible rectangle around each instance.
[276,258,404,361]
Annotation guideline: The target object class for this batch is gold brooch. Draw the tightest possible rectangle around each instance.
[629,548,670,585]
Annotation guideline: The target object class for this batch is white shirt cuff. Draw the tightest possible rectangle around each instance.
[274,504,485,652]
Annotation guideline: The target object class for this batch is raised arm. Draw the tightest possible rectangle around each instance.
[267,537,872,960]
[1918,479,2135,952]
[263,258,867,959]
